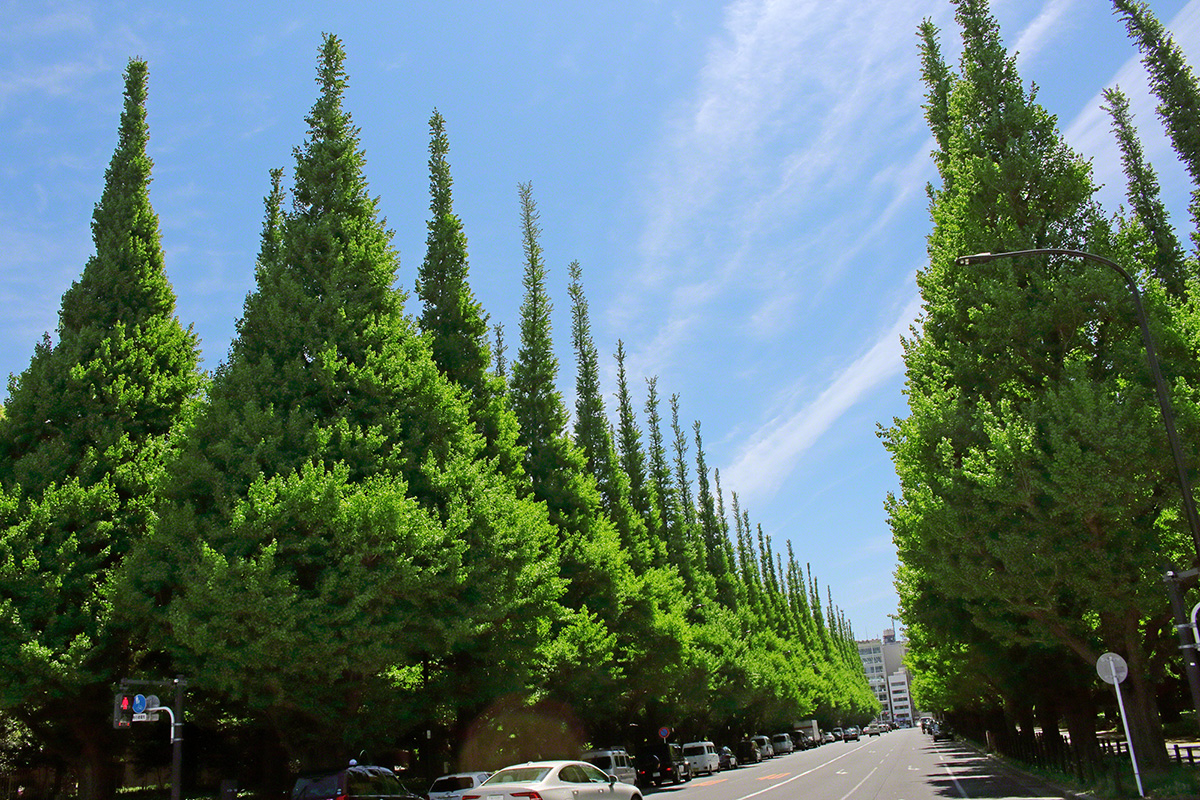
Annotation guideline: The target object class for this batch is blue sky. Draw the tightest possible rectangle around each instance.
[4,0,1200,640]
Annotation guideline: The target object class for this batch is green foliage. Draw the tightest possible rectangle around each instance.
[0,58,202,800]
[417,110,522,477]
[1,36,881,791]
[133,35,560,769]
[886,0,1200,764]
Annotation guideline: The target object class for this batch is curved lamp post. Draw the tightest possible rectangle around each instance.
[956,248,1200,725]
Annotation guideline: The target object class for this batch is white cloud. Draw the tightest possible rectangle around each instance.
[621,0,946,369]
[0,60,105,101]
[723,291,922,503]
[1010,0,1079,68]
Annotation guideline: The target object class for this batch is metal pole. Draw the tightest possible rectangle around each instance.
[1104,654,1146,798]
[957,249,1200,725]
[1166,571,1200,723]
[171,676,185,800]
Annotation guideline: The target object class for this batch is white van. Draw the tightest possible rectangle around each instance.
[682,741,719,776]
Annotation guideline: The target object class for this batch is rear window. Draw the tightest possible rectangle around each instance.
[430,778,475,793]
[585,756,613,770]
[485,768,550,784]
[293,775,340,800]
[682,746,703,756]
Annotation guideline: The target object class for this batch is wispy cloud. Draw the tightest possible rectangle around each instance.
[723,292,921,503]
[1010,0,1079,69]
[620,0,946,371]
[0,59,106,102]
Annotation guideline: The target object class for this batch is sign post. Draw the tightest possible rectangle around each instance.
[1097,653,1143,798]
[117,677,187,800]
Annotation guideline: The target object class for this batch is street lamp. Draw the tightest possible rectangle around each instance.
[956,248,1200,725]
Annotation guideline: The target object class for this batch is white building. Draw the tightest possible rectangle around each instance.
[856,628,914,726]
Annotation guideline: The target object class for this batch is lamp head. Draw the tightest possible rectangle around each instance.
[955,252,994,266]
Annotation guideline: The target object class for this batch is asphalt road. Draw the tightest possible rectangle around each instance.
[643,728,1072,800]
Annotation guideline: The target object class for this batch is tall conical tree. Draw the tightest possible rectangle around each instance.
[0,59,202,800]
[885,0,1198,766]
[135,36,558,778]
[507,182,628,725]
[614,342,667,568]
[416,110,522,476]
[693,423,736,606]
[1114,0,1200,248]
[568,260,653,571]
[1113,0,1200,185]
[1103,86,1190,297]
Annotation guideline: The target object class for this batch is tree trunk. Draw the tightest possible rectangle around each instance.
[73,717,117,800]
[1120,622,1169,771]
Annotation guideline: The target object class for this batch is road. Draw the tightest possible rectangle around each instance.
[643,728,1071,800]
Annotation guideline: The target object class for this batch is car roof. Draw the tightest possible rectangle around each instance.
[492,760,586,771]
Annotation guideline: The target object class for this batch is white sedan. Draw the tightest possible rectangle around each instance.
[462,761,643,800]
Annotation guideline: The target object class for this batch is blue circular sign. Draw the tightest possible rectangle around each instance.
[132,694,147,714]
[658,726,670,740]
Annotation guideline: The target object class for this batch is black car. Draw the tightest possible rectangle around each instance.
[634,742,691,786]
[931,723,954,742]
[735,739,761,764]
[293,764,420,800]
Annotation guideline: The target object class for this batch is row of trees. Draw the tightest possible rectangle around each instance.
[0,33,875,800]
[885,0,1200,772]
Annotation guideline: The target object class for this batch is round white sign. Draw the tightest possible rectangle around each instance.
[1097,652,1128,685]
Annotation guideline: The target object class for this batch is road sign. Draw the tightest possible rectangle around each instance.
[146,694,161,710]
[132,694,147,713]
[658,726,671,740]
[133,712,161,722]
[1097,652,1129,685]
[1097,652,1143,797]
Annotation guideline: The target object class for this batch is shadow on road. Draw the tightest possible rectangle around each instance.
[923,740,1072,799]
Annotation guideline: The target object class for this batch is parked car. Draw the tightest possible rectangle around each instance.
[634,742,690,786]
[790,731,815,750]
[843,727,860,742]
[931,722,954,742]
[463,762,643,800]
[864,724,881,737]
[293,764,420,800]
[582,748,636,785]
[830,727,843,741]
[428,773,491,800]
[770,733,794,755]
[718,746,738,771]
[750,735,773,759]
[736,739,761,764]
[682,741,720,776]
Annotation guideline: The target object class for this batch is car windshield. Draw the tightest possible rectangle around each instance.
[485,768,550,784]
[430,778,475,793]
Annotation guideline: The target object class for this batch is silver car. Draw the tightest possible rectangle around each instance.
[429,773,491,800]
[463,761,643,800]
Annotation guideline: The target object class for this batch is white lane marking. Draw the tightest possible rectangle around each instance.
[835,766,879,800]
[939,756,968,798]
[732,742,892,800]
